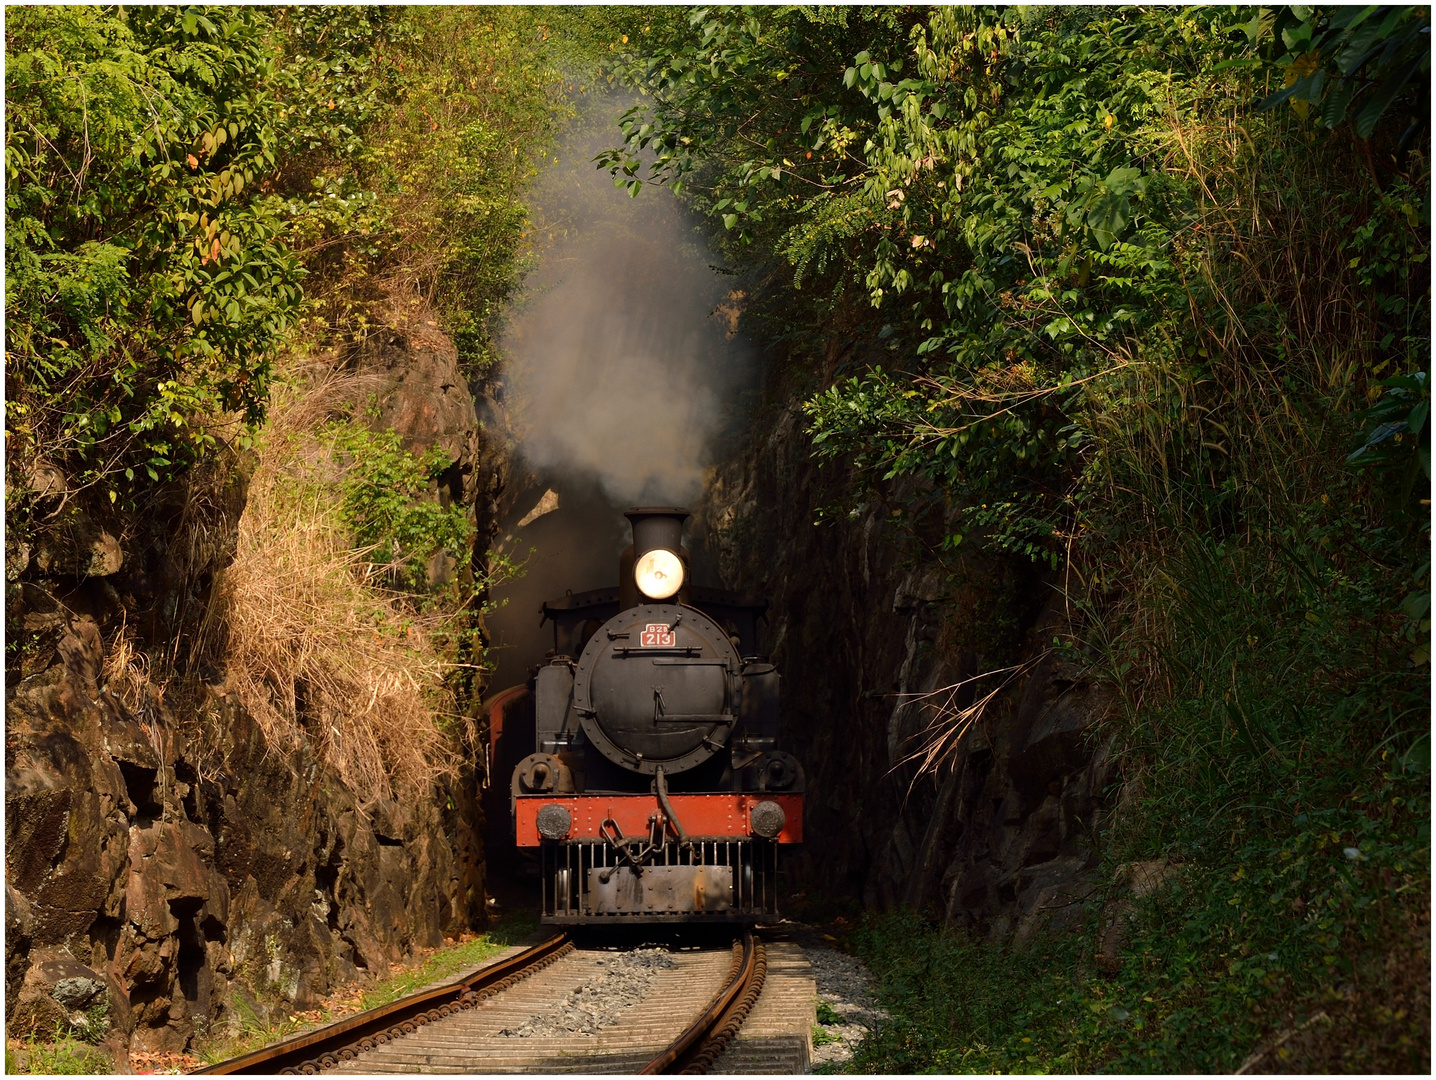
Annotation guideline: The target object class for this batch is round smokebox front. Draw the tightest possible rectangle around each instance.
[573,603,740,775]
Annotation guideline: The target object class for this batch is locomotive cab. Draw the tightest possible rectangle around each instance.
[487,507,803,924]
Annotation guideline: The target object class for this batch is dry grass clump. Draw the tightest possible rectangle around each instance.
[101,624,155,718]
[215,364,455,802]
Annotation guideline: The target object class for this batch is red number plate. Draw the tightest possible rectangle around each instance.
[640,624,676,647]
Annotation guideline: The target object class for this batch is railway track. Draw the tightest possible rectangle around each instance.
[194,930,776,1075]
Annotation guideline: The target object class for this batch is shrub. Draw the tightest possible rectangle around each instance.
[6,6,304,500]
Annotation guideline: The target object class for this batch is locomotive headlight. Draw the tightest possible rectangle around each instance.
[634,548,684,600]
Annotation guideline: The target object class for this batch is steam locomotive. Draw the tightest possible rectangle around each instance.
[484,508,803,924]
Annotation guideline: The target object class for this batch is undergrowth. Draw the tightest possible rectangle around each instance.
[848,738,1426,1073]
[607,5,1429,1074]
[5,1036,113,1076]
[844,455,1429,1073]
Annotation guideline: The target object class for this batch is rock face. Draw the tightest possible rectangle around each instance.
[360,323,480,467]
[6,630,468,1052]
[700,371,1116,940]
[5,303,497,1056]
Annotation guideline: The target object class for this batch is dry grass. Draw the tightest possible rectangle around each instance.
[211,362,457,802]
[101,624,155,717]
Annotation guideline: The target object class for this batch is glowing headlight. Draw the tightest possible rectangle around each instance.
[634,548,684,599]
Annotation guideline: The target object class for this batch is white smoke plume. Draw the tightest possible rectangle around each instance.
[499,94,751,509]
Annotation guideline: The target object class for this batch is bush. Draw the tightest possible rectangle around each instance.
[6,6,304,502]
[326,421,474,594]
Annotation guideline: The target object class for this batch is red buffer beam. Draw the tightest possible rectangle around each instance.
[515,793,803,846]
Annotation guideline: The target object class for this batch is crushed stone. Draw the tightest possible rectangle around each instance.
[500,947,675,1038]
[803,940,889,1068]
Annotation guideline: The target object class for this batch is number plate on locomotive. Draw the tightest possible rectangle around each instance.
[639,623,676,647]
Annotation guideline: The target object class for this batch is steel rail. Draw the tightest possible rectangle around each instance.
[640,929,766,1075]
[192,932,571,1075]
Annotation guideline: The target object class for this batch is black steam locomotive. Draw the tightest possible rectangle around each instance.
[484,508,803,923]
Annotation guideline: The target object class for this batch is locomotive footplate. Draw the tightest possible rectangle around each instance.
[515,792,803,846]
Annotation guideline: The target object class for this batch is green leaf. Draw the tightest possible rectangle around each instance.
[1353,54,1424,138]
[1320,78,1357,128]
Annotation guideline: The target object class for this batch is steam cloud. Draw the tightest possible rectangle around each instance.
[500,95,751,509]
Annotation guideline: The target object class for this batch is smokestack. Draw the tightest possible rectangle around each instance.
[626,507,689,557]
[484,91,755,691]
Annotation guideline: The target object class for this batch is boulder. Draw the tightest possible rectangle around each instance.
[9,950,109,1039]
[41,959,108,1010]
[57,616,104,687]
[358,310,479,467]
[8,993,69,1039]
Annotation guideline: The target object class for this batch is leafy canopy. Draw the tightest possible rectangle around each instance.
[6,6,304,496]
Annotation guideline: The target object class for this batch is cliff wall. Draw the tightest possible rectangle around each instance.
[699,348,1117,940]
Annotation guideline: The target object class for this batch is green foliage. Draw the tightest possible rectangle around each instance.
[597,7,907,211]
[74,1000,111,1045]
[270,6,565,373]
[613,6,1429,1073]
[6,5,304,497]
[848,514,1428,1073]
[1252,5,1430,138]
[6,1032,112,1075]
[5,5,564,533]
[325,422,472,595]
[847,909,1085,1073]
[354,933,509,1012]
[608,5,1428,566]
[194,930,518,1066]
[852,774,1426,1076]
[1347,370,1430,510]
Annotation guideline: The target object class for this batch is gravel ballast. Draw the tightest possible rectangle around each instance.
[499,946,676,1038]
[804,940,888,1068]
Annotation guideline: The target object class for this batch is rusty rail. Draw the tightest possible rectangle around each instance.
[641,930,766,1075]
[193,932,571,1075]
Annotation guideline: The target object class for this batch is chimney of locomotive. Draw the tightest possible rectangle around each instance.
[627,507,688,557]
[620,507,690,609]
